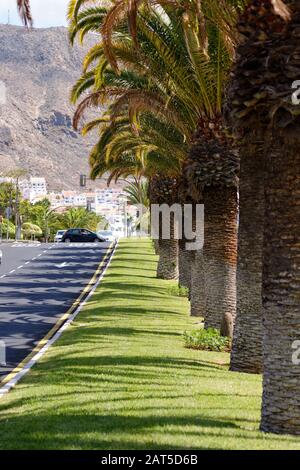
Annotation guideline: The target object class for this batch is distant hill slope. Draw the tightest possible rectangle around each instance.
[0,24,101,190]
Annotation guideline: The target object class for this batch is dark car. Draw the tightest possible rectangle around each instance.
[61,228,106,243]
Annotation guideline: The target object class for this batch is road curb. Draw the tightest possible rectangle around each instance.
[0,240,118,399]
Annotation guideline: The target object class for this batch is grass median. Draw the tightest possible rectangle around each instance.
[0,238,299,449]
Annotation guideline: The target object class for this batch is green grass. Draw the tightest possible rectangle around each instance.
[0,238,300,449]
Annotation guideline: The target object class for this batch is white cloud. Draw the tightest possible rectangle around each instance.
[0,0,69,27]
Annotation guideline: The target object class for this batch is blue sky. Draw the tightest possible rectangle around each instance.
[0,0,69,27]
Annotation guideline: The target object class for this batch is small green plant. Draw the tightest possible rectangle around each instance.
[183,328,231,352]
[168,285,189,298]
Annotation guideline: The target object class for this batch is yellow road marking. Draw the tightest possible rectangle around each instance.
[0,242,115,387]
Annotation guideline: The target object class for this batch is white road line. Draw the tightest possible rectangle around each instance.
[55,262,69,269]
[0,242,117,399]
[0,243,52,278]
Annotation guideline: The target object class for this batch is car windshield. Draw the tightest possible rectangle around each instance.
[57,231,65,235]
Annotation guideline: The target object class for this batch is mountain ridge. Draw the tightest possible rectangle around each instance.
[0,24,101,190]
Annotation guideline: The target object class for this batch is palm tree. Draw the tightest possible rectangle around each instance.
[185,120,239,336]
[70,24,196,284]
[85,111,183,280]
[124,179,149,209]
[60,207,102,231]
[228,0,300,434]
[179,10,239,335]
[225,0,289,372]
[259,0,300,436]
[124,179,150,236]
[68,0,242,333]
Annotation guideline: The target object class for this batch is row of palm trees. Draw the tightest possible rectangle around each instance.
[17,0,300,436]
[68,0,240,340]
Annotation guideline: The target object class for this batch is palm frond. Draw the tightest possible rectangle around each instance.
[71,71,95,103]
[110,89,191,137]
[68,6,107,44]
[101,0,127,72]
[271,0,290,20]
[17,0,33,27]
[73,87,129,129]
[124,179,150,207]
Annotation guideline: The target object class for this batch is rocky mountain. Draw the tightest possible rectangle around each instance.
[0,24,103,190]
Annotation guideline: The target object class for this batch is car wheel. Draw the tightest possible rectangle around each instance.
[64,238,71,243]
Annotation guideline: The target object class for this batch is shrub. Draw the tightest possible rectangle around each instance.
[0,218,15,239]
[168,285,189,298]
[22,222,42,238]
[183,328,231,352]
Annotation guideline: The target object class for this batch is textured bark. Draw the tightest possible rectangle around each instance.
[230,141,265,374]
[156,213,178,280]
[148,176,179,280]
[150,205,159,255]
[157,240,178,280]
[153,239,160,255]
[260,143,300,435]
[178,238,192,289]
[178,205,195,290]
[180,200,205,316]
[203,186,238,337]
[190,249,205,317]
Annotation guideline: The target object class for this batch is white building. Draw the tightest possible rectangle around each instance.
[29,177,47,203]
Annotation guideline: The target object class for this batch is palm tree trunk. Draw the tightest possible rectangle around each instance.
[180,200,205,316]
[203,186,238,337]
[156,213,178,280]
[190,249,205,317]
[149,204,159,255]
[178,207,194,289]
[230,141,264,373]
[260,143,300,435]
[178,237,192,288]
[153,239,160,255]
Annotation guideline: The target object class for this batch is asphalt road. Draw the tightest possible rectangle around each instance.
[0,241,111,381]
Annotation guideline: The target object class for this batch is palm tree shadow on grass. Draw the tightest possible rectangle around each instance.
[0,407,297,450]
[0,412,247,450]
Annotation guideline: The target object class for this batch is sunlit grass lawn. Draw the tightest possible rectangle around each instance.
[0,238,299,449]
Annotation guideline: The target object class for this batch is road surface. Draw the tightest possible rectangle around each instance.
[0,241,111,381]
